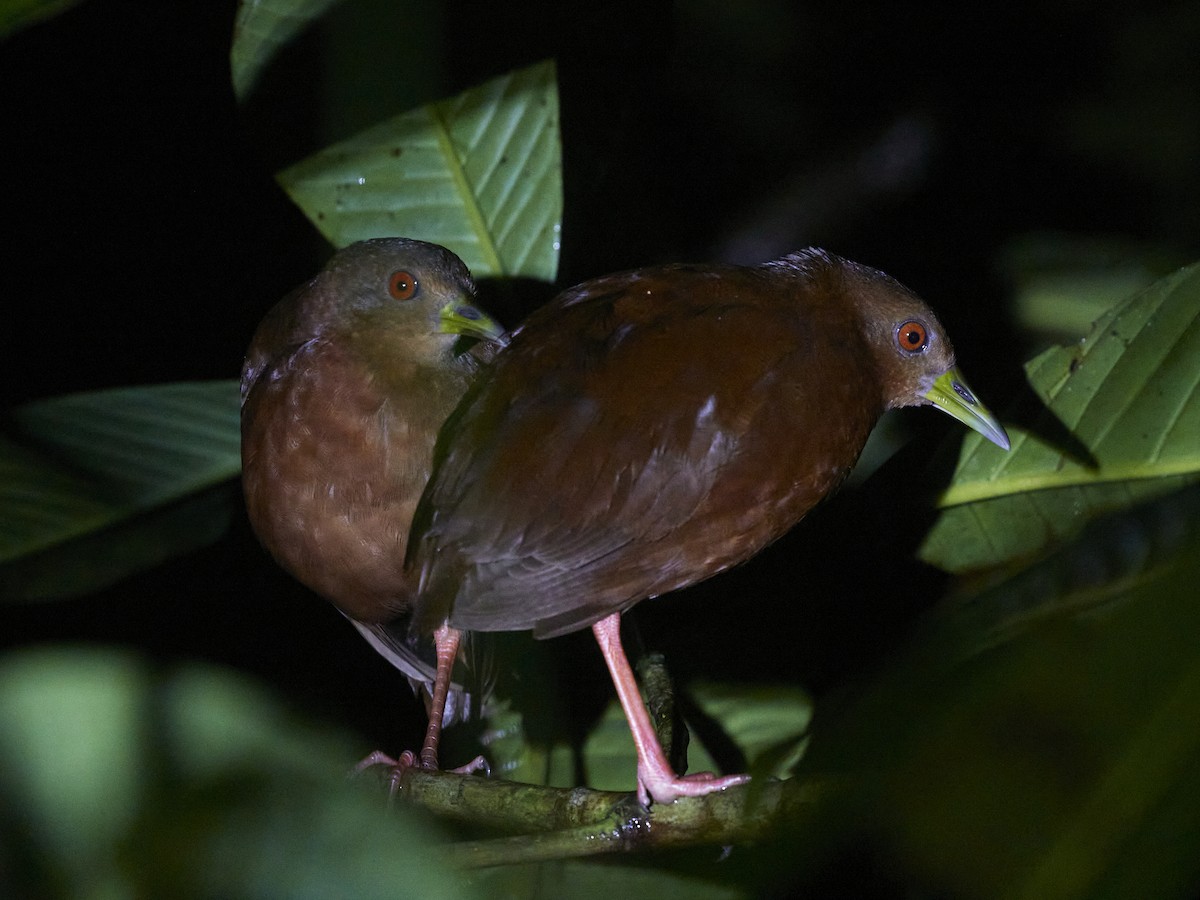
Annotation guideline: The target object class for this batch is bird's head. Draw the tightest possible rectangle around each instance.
[319,238,506,350]
[845,258,1010,451]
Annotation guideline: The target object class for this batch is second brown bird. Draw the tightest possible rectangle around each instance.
[240,238,505,741]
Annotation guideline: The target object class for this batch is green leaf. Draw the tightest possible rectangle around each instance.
[0,647,474,898]
[921,261,1200,572]
[230,0,345,101]
[0,0,85,41]
[480,654,809,795]
[278,59,563,281]
[480,696,578,789]
[798,484,1200,899]
[0,381,241,601]
[999,232,1183,343]
[688,682,811,778]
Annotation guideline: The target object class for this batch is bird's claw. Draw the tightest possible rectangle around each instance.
[637,770,750,807]
[449,755,491,777]
[353,749,490,800]
[353,749,418,800]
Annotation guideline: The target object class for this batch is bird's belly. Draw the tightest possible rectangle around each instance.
[247,461,412,621]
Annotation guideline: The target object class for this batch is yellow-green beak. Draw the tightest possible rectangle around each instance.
[925,368,1010,450]
[439,300,509,347]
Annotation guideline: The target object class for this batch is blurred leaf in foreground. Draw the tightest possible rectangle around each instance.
[0,647,472,899]
[790,484,1200,899]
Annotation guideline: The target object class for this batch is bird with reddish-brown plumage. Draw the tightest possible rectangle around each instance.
[406,248,1009,805]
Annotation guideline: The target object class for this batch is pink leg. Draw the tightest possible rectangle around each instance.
[420,622,461,769]
[592,613,749,805]
[355,622,488,796]
[420,623,489,774]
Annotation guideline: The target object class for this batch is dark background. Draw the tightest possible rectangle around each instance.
[3,0,1198,777]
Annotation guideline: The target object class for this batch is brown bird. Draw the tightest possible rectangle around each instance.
[407,248,1010,804]
[240,237,505,755]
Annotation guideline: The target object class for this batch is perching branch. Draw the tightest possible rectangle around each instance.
[390,767,822,868]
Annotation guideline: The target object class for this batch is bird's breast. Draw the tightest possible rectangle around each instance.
[241,340,471,622]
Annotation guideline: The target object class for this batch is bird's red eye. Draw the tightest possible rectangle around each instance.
[389,270,419,301]
[897,320,928,353]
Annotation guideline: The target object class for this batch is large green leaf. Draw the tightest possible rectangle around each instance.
[278,59,562,281]
[0,381,241,601]
[921,261,1200,572]
[229,0,345,101]
[794,484,1200,899]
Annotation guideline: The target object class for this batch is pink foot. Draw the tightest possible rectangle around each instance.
[592,613,750,807]
[447,755,491,777]
[354,749,417,799]
[638,769,750,806]
[354,749,491,799]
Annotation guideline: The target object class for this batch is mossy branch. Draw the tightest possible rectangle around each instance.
[387,767,822,868]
